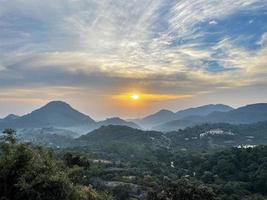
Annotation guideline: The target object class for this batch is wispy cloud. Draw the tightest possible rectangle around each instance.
[0,0,267,117]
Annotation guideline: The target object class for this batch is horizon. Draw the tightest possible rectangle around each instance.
[1,0,267,119]
[1,99,267,121]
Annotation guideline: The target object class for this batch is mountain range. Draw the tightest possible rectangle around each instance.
[0,101,140,136]
[1,101,267,135]
[133,104,233,129]
[155,103,267,131]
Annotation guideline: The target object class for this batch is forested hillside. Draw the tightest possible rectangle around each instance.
[2,123,267,200]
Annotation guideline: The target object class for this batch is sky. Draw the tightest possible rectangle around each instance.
[0,0,267,119]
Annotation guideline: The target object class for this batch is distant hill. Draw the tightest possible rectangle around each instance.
[134,104,233,129]
[0,101,142,136]
[97,117,140,129]
[3,114,20,120]
[76,125,170,158]
[155,103,267,131]
[0,114,19,123]
[2,101,267,136]
[165,121,267,151]
[207,103,267,123]
[153,115,204,131]
[133,109,176,128]
[174,104,233,118]
[0,101,95,131]
[78,125,166,145]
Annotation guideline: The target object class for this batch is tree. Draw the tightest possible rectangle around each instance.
[147,179,217,200]
[112,185,131,200]
[0,137,102,200]
[2,128,16,144]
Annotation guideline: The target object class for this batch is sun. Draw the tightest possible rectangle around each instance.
[130,94,140,101]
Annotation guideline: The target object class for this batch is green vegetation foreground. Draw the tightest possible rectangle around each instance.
[1,128,267,200]
[0,129,113,200]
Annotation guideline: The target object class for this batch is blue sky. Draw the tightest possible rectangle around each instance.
[0,0,267,119]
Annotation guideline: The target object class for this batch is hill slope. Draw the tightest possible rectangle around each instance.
[97,117,140,129]
[135,104,233,128]
[155,103,267,131]
[0,101,95,130]
[76,125,170,158]
[165,121,267,150]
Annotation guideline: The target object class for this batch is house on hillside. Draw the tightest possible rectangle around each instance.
[200,129,234,138]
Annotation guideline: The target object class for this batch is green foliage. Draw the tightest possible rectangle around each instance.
[167,121,267,150]
[170,146,267,199]
[0,129,106,200]
[1,126,267,200]
[2,128,16,144]
[64,152,91,169]
[112,185,131,200]
[147,179,217,200]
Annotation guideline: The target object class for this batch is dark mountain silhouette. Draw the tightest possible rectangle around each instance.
[155,103,267,131]
[133,109,176,128]
[134,104,233,128]
[207,103,267,123]
[0,101,141,135]
[0,101,95,130]
[1,102,267,134]
[3,114,20,120]
[77,125,169,151]
[174,104,233,118]
[97,117,140,129]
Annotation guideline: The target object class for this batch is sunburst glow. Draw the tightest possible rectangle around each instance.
[130,94,140,101]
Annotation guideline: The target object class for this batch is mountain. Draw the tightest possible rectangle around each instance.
[153,115,204,131]
[174,104,233,118]
[155,103,267,131]
[3,114,20,120]
[0,101,95,131]
[207,103,267,123]
[78,125,165,145]
[76,125,170,158]
[132,109,176,128]
[0,114,20,123]
[0,101,142,135]
[97,117,140,129]
[134,104,233,129]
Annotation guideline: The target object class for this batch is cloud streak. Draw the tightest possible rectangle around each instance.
[0,0,267,117]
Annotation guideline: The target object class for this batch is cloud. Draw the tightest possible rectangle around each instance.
[0,0,267,118]
[257,32,267,46]
[167,0,264,39]
[209,20,218,25]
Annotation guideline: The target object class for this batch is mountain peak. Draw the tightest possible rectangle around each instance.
[44,101,72,109]
[3,114,20,120]
[98,117,140,129]
[0,101,96,130]
[157,109,174,114]
[236,103,267,111]
[177,104,233,113]
[105,117,122,121]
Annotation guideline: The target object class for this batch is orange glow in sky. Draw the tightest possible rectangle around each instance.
[130,94,140,101]
[112,92,192,102]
